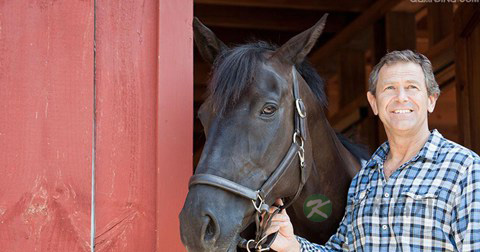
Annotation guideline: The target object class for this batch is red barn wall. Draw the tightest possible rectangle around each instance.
[157,1,193,251]
[0,0,192,251]
[0,1,94,251]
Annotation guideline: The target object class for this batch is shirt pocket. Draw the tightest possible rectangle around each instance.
[392,186,454,250]
[396,187,440,219]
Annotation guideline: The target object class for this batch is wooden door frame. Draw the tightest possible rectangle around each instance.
[454,4,480,153]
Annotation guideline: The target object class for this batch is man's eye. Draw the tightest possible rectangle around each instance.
[385,86,395,90]
[408,85,419,89]
[261,105,277,115]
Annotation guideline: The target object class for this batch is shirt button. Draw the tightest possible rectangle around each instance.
[382,224,388,230]
[384,193,390,198]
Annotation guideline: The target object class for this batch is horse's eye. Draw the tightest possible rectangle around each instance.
[261,105,277,115]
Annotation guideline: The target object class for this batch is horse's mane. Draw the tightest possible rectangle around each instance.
[207,41,327,116]
[206,40,369,162]
[336,133,370,163]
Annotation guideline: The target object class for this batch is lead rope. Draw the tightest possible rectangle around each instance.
[254,205,282,250]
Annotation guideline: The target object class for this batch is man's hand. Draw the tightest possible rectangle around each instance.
[264,199,301,252]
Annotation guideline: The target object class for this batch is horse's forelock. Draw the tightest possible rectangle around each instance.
[208,42,275,116]
[206,41,328,116]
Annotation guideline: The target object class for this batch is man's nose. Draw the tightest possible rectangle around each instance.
[396,88,408,102]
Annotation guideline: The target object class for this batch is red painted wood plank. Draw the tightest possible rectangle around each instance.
[157,0,193,250]
[0,1,94,251]
[94,1,159,250]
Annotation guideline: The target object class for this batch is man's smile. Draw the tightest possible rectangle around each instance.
[391,109,413,114]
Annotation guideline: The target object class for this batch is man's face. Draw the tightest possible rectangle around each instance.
[367,62,438,135]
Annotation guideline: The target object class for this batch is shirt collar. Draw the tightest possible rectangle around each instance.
[365,129,444,169]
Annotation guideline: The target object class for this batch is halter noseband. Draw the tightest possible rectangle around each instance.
[188,66,308,251]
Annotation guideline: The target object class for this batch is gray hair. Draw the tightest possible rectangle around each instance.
[368,50,440,97]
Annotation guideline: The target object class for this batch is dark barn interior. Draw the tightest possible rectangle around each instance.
[193,0,480,167]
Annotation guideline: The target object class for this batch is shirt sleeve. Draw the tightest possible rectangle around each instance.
[451,158,480,251]
[295,208,351,251]
[295,173,359,251]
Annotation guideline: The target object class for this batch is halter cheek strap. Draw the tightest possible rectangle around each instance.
[188,66,308,251]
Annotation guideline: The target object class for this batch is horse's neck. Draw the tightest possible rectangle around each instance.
[287,105,361,243]
[308,107,360,181]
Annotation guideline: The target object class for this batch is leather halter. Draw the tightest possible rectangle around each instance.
[188,66,308,251]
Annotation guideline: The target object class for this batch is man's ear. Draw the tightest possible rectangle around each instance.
[272,14,328,65]
[367,91,378,115]
[427,94,439,113]
[193,17,227,64]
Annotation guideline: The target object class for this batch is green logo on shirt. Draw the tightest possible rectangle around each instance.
[303,194,332,222]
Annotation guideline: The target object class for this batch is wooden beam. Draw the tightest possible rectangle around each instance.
[310,0,404,66]
[194,0,374,12]
[195,26,304,48]
[435,63,455,87]
[195,4,353,32]
[392,0,426,13]
[426,33,453,59]
[330,96,369,132]
[425,33,454,73]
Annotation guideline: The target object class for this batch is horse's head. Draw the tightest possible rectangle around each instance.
[180,15,328,251]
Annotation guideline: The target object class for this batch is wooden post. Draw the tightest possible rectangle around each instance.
[385,12,417,51]
[339,49,366,106]
[454,4,480,153]
[94,0,160,250]
[88,0,193,250]
[428,3,453,46]
[157,0,193,251]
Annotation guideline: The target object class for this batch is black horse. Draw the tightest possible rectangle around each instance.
[180,15,369,251]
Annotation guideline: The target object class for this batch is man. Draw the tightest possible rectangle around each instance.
[266,50,480,251]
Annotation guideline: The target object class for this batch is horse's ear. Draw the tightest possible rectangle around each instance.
[193,17,227,64]
[273,14,328,65]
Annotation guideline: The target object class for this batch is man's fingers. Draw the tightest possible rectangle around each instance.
[274,198,284,206]
[270,211,290,222]
[265,208,290,222]
[264,222,280,236]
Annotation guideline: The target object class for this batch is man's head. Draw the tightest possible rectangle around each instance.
[366,50,439,135]
[368,50,440,97]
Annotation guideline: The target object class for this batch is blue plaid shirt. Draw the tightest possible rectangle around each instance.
[297,130,480,251]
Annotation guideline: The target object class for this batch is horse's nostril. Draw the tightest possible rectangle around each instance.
[201,213,219,245]
[205,217,215,240]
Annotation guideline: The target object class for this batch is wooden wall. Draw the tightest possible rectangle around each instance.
[0,0,193,251]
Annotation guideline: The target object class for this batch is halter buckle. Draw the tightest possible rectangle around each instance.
[252,192,265,213]
[297,146,305,168]
[295,99,306,118]
[293,132,306,168]
[293,131,304,149]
